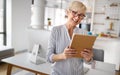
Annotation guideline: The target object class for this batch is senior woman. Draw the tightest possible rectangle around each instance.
[47,1,93,75]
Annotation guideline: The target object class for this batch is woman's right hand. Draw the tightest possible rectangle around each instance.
[61,46,77,59]
[52,46,77,62]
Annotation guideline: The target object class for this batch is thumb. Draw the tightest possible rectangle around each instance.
[68,46,71,49]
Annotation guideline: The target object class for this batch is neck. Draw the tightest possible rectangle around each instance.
[65,22,76,30]
[65,22,76,39]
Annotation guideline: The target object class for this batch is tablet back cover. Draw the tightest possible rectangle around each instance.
[70,34,96,58]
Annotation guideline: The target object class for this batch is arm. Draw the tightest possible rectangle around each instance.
[46,27,56,63]
[46,27,77,63]
[47,27,77,63]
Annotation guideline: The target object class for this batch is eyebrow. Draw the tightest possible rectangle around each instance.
[70,9,85,14]
[71,10,86,17]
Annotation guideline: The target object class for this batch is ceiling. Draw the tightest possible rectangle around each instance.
[45,0,70,8]
[45,0,93,10]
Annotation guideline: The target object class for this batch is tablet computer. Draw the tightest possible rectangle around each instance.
[70,34,97,58]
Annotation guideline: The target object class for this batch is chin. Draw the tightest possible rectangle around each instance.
[74,20,81,25]
[75,22,80,25]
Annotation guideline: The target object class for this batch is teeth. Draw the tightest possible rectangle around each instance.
[73,18,78,23]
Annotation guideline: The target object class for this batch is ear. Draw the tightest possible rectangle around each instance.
[65,9,69,15]
[65,9,69,17]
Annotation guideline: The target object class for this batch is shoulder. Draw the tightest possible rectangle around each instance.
[52,25,64,30]
[50,25,65,39]
[51,25,65,32]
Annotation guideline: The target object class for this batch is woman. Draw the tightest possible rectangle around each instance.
[47,1,93,75]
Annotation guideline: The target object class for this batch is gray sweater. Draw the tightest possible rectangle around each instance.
[47,25,89,75]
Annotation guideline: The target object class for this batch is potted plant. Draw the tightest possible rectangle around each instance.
[47,18,51,26]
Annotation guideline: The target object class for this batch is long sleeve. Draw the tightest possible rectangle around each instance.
[46,27,56,63]
[83,58,94,65]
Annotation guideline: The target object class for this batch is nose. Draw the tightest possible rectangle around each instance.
[74,16,80,20]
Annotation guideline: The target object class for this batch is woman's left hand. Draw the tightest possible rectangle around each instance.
[81,49,93,62]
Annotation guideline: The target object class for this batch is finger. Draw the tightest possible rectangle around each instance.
[81,50,90,54]
[83,49,92,53]
[81,51,90,57]
[66,49,77,52]
[81,53,89,59]
[68,46,71,48]
[65,53,76,58]
[68,54,76,57]
[65,52,77,55]
[64,48,72,53]
[66,51,77,55]
[84,49,91,52]
[82,51,93,59]
[85,48,92,50]
[67,50,78,55]
[65,47,76,51]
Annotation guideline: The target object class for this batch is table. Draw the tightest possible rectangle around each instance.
[2,52,116,75]
[2,52,51,75]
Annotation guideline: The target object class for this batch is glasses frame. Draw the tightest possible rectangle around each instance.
[69,9,86,19]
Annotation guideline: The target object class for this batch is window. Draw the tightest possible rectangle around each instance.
[44,0,68,30]
[44,7,66,30]
[0,0,6,46]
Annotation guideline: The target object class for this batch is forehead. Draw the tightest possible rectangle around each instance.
[71,9,86,14]
[74,10,86,14]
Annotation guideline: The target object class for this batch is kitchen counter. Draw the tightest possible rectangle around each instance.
[96,37,120,40]
[93,37,120,70]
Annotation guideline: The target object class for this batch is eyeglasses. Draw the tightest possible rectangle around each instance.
[69,9,86,18]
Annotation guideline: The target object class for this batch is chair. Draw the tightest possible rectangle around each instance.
[93,48,104,62]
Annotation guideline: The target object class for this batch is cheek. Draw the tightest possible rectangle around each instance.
[67,16,74,22]
[76,19,82,24]
[67,13,74,19]
[68,16,74,20]
[78,19,82,23]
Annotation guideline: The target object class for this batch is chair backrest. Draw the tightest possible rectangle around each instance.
[93,48,104,62]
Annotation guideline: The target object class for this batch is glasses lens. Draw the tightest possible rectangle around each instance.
[70,9,85,18]
[72,10,77,15]
[78,14,85,18]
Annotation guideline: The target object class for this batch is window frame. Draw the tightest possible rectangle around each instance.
[0,0,7,45]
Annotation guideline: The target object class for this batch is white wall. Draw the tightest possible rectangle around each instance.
[7,0,31,52]
[0,0,3,9]
[28,29,50,58]
[7,0,50,53]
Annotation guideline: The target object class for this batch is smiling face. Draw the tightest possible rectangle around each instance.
[67,9,86,26]
[66,1,86,27]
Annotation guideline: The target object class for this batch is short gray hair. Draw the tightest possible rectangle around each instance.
[67,1,87,12]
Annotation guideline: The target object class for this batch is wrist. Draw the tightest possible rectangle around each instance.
[86,58,92,62]
[60,53,66,60]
